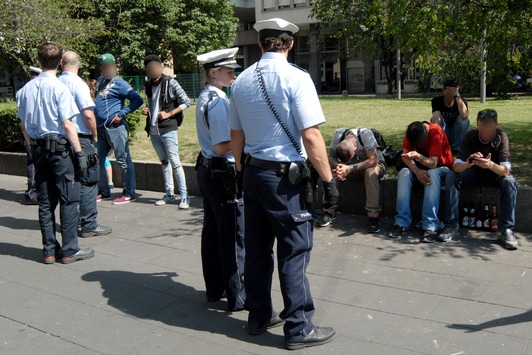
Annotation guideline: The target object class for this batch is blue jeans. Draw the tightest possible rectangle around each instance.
[395,167,450,231]
[444,169,517,230]
[97,122,136,198]
[150,131,188,198]
[437,115,470,151]
[24,140,37,201]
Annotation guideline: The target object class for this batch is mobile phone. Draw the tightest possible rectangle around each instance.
[468,157,475,163]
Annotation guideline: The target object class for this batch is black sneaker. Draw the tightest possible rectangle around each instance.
[316,211,336,227]
[421,230,437,243]
[81,224,113,238]
[437,226,459,242]
[367,217,381,233]
[388,225,408,238]
[61,248,95,264]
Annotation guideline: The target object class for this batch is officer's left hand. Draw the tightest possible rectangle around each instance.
[108,114,122,127]
[158,111,171,120]
[323,179,339,207]
[74,151,88,179]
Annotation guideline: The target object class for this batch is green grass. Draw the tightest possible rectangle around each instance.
[129,96,532,185]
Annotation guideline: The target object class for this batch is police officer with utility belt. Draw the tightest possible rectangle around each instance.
[195,48,246,312]
[17,43,95,264]
[229,18,338,350]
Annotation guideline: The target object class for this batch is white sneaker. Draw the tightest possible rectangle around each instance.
[178,197,190,209]
[155,195,176,206]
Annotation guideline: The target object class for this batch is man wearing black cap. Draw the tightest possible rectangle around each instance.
[229,18,337,350]
[430,78,469,153]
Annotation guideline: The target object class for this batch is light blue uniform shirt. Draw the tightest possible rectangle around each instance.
[228,52,326,163]
[58,71,94,135]
[16,72,79,139]
[196,84,234,162]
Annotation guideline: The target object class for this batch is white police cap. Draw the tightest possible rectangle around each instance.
[197,48,241,70]
[254,18,299,38]
[29,66,42,75]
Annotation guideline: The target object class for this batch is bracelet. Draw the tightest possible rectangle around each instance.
[350,165,356,174]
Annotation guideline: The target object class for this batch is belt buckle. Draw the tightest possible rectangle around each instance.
[279,163,287,174]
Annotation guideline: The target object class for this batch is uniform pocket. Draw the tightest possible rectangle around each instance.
[62,175,81,204]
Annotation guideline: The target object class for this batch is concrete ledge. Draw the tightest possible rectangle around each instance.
[1,151,531,233]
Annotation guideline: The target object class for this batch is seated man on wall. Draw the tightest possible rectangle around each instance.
[317,127,386,233]
[439,109,518,250]
[431,78,469,153]
[389,121,454,242]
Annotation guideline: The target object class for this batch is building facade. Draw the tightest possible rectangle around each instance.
[233,0,419,94]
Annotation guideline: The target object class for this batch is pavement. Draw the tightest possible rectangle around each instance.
[1,173,532,355]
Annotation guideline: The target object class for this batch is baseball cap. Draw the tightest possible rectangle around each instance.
[98,53,116,65]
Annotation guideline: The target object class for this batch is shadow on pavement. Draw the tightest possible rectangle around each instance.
[0,242,42,263]
[448,309,532,332]
[0,188,27,204]
[0,216,39,230]
[81,270,285,349]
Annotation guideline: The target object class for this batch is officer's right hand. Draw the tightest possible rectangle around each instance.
[74,151,88,179]
[323,179,339,207]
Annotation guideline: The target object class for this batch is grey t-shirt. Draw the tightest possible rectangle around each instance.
[330,128,385,163]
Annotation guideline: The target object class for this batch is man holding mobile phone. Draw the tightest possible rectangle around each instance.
[439,109,518,249]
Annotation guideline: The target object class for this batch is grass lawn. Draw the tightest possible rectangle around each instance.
[129,96,532,185]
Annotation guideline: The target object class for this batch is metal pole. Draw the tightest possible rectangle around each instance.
[396,43,401,100]
[480,28,487,103]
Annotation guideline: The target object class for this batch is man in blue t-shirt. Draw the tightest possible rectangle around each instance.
[94,53,143,204]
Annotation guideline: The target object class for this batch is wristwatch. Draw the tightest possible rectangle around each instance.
[454,93,461,98]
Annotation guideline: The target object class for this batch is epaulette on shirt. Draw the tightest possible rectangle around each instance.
[289,63,307,73]
[202,90,220,129]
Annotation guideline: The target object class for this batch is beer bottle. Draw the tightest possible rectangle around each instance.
[483,205,490,230]
[462,207,469,228]
[490,205,498,232]
[469,207,476,229]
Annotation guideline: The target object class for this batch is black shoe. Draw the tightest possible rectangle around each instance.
[388,225,409,239]
[81,224,113,238]
[500,229,518,250]
[367,217,381,233]
[248,313,284,335]
[207,291,226,303]
[437,226,459,242]
[24,199,39,205]
[285,326,336,350]
[316,211,336,227]
[61,248,95,264]
[421,230,437,243]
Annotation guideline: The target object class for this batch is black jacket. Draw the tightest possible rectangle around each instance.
[144,75,184,136]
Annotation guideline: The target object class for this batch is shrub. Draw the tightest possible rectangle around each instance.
[0,100,24,152]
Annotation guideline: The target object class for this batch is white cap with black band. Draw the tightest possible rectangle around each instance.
[254,18,299,39]
[197,48,241,70]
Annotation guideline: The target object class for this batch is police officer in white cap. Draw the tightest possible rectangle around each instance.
[229,18,337,350]
[195,48,246,312]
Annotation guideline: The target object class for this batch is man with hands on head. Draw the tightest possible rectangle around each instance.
[439,109,518,249]
[389,121,453,242]
[318,127,386,233]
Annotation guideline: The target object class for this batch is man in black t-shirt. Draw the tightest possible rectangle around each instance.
[431,79,469,153]
[439,109,518,250]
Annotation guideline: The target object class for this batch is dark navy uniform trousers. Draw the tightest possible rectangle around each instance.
[243,165,315,341]
[79,135,99,232]
[197,165,246,311]
[33,144,80,258]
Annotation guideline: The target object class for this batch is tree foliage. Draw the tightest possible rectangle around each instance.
[0,0,238,76]
[311,0,532,96]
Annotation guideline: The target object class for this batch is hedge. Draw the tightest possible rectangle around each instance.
[0,100,142,151]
